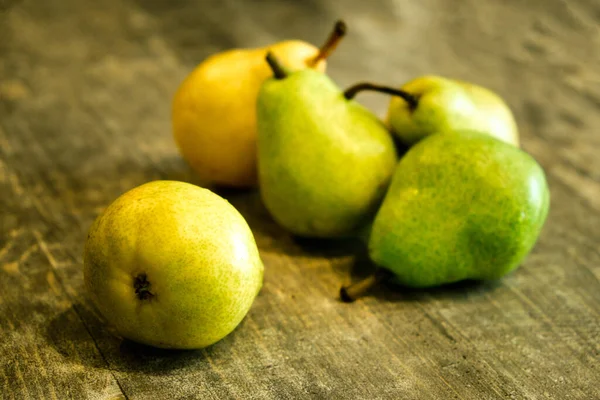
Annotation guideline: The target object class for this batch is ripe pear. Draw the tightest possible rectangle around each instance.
[256,54,398,238]
[172,21,347,188]
[83,180,264,349]
[386,75,520,147]
[352,130,548,294]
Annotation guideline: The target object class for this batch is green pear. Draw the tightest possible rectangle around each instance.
[386,75,520,147]
[83,180,264,349]
[340,130,549,300]
[367,130,549,289]
[256,54,398,238]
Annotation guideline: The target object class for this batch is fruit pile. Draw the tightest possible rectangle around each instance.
[83,21,549,350]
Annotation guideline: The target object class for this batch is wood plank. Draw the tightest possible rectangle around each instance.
[0,0,598,398]
[0,185,125,398]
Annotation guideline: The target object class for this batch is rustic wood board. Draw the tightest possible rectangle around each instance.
[1,0,599,398]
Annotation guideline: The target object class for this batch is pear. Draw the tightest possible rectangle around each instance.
[386,75,520,147]
[341,130,549,300]
[83,180,264,349]
[172,21,347,188]
[256,54,399,238]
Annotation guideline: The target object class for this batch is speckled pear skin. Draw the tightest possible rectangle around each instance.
[368,130,549,288]
[257,69,398,238]
[387,76,520,147]
[83,180,264,349]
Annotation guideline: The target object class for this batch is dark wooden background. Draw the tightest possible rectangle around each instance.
[1,0,599,399]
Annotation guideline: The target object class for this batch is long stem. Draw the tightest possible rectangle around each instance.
[265,52,287,79]
[310,20,347,66]
[343,82,419,110]
[340,268,392,303]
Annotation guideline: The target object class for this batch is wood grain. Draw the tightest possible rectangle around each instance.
[1,0,599,399]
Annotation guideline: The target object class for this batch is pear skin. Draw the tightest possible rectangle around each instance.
[172,22,346,188]
[257,57,398,238]
[386,75,520,147]
[368,130,549,288]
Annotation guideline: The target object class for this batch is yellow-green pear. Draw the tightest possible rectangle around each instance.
[386,75,520,146]
[83,180,264,349]
[172,21,347,188]
[256,55,398,238]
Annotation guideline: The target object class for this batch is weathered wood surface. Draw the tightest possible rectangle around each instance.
[1,0,599,398]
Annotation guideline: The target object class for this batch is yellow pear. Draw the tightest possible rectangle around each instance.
[172,21,347,188]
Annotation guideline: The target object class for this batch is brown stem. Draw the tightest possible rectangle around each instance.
[310,20,347,66]
[340,268,393,303]
[265,52,287,79]
[343,82,419,110]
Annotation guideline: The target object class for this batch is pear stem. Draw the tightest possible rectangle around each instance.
[265,52,287,79]
[340,268,392,303]
[343,82,419,110]
[310,20,347,66]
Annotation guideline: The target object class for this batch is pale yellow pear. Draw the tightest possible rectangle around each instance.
[172,21,346,188]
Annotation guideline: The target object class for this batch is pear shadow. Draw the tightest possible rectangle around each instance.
[338,255,505,304]
[43,303,234,374]
[325,238,371,278]
[114,339,209,374]
[44,304,117,369]
[290,235,364,258]
[215,188,362,258]
[393,138,411,159]
[214,189,302,255]
[381,278,504,303]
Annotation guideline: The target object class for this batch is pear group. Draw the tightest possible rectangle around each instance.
[170,19,550,299]
[85,18,552,354]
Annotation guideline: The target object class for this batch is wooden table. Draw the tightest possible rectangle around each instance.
[1,0,599,398]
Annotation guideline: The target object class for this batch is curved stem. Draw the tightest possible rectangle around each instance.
[343,82,419,110]
[310,20,347,66]
[340,268,393,303]
[265,52,287,79]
